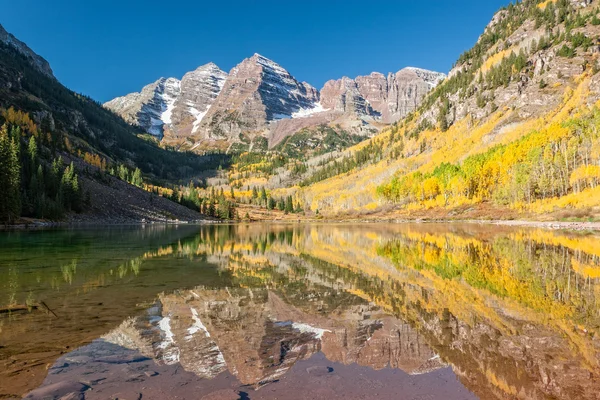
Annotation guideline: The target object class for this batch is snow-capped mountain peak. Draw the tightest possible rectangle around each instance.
[105,54,444,148]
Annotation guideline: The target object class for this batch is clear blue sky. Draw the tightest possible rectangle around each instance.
[1,0,510,103]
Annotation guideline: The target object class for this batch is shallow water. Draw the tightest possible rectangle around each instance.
[1,223,600,399]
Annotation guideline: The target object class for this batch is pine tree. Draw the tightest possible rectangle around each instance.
[285,196,294,214]
[0,125,21,223]
[260,187,267,205]
[267,196,275,210]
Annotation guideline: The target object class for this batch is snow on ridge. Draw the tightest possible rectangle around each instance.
[272,103,328,121]
[292,103,328,118]
[253,53,289,76]
[159,78,181,125]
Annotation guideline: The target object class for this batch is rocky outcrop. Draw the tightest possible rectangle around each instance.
[0,23,54,78]
[385,68,445,122]
[321,68,446,123]
[320,76,375,116]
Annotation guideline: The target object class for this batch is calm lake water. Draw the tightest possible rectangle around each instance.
[1,223,600,400]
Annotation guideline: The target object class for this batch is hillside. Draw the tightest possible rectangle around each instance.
[277,0,600,221]
[0,24,227,224]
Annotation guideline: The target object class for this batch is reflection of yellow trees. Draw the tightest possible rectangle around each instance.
[378,230,600,324]
[60,260,77,284]
[511,229,600,260]
[6,265,18,307]
[116,258,142,279]
[373,229,600,370]
[143,246,174,259]
[572,259,600,279]
[224,224,600,377]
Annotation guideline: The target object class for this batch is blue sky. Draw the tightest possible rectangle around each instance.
[1,0,509,102]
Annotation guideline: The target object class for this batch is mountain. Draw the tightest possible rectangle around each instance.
[0,23,227,224]
[169,63,227,137]
[105,54,444,153]
[103,77,182,137]
[286,0,600,220]
[321,68,445,123]
[104,63,228,140]
[103,287,444,387]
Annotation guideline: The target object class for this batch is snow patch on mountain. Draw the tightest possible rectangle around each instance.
[190,108,208,133]
[292,103,328,118]
[273,103,328,121]
[160,78,181,124]
[402,67,446,88]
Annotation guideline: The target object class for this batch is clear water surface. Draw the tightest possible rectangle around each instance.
[1,223,599,400]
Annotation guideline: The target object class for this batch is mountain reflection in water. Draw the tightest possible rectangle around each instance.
[2,223,600,400]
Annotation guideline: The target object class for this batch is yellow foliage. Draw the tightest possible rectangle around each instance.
[537,0,555,9]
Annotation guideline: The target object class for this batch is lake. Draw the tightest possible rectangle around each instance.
[1,223,599,400]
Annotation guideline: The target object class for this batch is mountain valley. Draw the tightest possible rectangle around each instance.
[2,0,600,224]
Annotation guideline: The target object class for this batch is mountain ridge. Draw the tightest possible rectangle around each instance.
[104,53,445,152]
[0,24,54,78]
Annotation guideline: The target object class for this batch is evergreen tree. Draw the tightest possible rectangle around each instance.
[260,187,267,205]
[267,196,275,210]
[0,125,21,223]
[285,196,294,214]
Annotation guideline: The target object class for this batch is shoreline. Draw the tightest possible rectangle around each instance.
[243,217,600,231]
[3,217,600,232]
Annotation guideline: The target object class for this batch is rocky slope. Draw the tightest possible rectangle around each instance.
[105,54,444,152]
[0,24,53,78]
[169,63,227,138]
[321,68,445,123]
[293,0,600,218]
[104,63,228,139]
[104,77,181,137]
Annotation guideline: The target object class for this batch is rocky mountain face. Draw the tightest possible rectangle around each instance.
[194,54,321,144]
[321,68,445,123]
[169,63,227,138]
[105,54,444,151]
[104,77,181,136]
[0,24,53,78]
